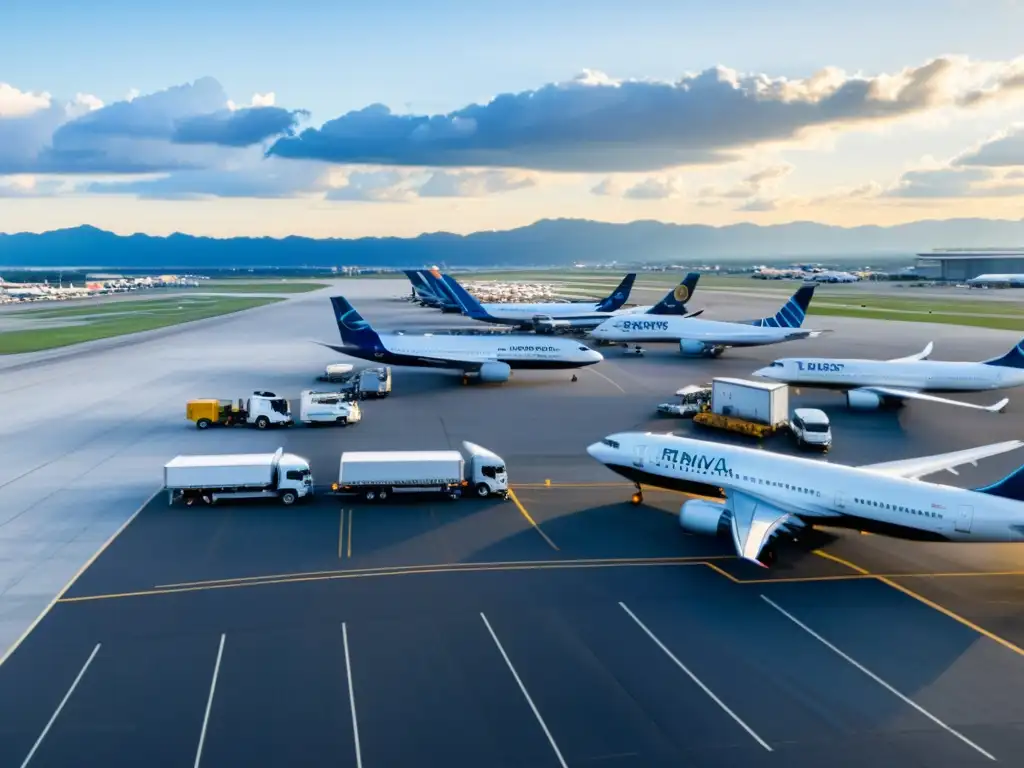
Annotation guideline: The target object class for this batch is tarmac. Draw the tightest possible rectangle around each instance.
[1,278,1024,766]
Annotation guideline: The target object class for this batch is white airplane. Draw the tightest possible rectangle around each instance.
[321,297,604,383]
[440,272,701,333]
[586,431,1024,567]
[966,274,1024,288]
[588,283,826,357]
[751,339,1024,412]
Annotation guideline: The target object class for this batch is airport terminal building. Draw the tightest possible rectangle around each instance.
[915,248,1024,281]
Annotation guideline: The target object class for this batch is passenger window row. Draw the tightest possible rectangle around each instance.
[854,497,941,518]
[740,475,822,498]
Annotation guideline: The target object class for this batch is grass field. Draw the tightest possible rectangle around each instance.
[201,281,328,293]
[0,296,283,354]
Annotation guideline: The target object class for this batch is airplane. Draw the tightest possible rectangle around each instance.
[966,274,1024,288]
[402,270,444,306]
[440,273,700,334]
[751,338,1024,412]
[587,283,825,357]
[408,269,463,312]
[321,296,604,383]
[586,431,1024,567]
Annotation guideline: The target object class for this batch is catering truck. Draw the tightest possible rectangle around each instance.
[299,390,362,426]
[186,391,293,430]
[330,441,508,502]
[317,365,392,399]
[693,377,790,438]
[163,447,313,506]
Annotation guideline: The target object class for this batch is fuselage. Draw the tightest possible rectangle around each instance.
[480,302,652,322]
[328,332,604,370]
[589,316,809,345]
[587,433,1024,543]
[754,358,1024,394]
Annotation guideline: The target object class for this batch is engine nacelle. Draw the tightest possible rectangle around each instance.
[679,340,724,358]
[478,361,512,383]
[679,499,731,537]
[846,389,882,410]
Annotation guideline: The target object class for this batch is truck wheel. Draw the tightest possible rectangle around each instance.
[475,482,490,498]
[255,416,270,430]
[280,490,297,505]
[448,490,460,500]
[196,418,212,430]
[364,489,377,501]
[378,487,389,501]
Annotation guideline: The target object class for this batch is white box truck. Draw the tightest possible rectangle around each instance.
[164,447,313,506]
[330,441,509,502]
[299,390,362,426]
[693,378,790,437]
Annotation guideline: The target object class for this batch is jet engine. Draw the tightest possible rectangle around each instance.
[478,361,512,383]
[679,340,725,358]
[679,499,731,536]
[845,389,883,410]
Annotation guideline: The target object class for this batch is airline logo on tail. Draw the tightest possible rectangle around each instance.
[673,285,690,303]
[338,308,370,331]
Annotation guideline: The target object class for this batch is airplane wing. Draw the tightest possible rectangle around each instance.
[860,386,1009,412]
[860,439,1024,479]
[728,490,795,567]
[888,342,933,362]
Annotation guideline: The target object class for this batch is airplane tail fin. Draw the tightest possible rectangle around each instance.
[423,270,462,309]
[595,273,637,312]
[330,297,384,350]
[973,463,1024,501]
[646,272,700,315]
[440,275,497,320]
[982,338,1024,369]
[756,283,815,328]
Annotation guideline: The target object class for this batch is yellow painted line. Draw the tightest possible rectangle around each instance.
[0,487,161,669]
[338,509,346,559]
[813,550,872,575]
[347,508,353,559]
[154,555,728,590]
[811,550,1024,661]
[59,558,716,604]
[508,489,559,551]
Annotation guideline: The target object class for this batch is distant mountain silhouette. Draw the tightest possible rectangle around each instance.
[2,218,1024,268]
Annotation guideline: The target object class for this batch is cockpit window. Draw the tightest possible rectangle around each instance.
[602,438,620,449]
[770,361,783,368]
[578,346,590,352]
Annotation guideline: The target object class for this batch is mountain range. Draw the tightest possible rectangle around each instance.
[2,218,1024,269]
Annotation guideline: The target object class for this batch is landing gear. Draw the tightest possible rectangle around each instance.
[631,483,643,505]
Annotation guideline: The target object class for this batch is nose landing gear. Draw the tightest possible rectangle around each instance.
[631,483,643,505]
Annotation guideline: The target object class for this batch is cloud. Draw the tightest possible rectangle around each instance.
[624,176,683,200]
[324,170,415,203]
[884,167,993,197]
[172,106,308,147]
[0,83,52,118]
[590,177,620,196]
[0,175,69,198]
[954,125,1024,167]
[417,169,536,197]
[738,198,779,212]
[268,57,1024,173]
[700,164,794,200]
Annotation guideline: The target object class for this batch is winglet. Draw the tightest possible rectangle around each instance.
[986,397,1010,413]
[888,341,933,363]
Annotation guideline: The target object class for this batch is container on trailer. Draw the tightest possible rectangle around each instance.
[710,377,789,427]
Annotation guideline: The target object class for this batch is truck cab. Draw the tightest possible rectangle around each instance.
[790,408,832,451]
[299,390,362,425]
[657,384,711,418]
[246,391,293,429]
[276,451,314,500]
[462,441,509,498]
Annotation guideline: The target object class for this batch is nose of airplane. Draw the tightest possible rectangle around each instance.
[586,441,603,459]
[751,367,770,378]
[588,347,605,363]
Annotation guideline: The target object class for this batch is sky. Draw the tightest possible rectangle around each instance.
[2,0,1024,238]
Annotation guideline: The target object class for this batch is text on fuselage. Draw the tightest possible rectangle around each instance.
[618,320,669,332]
[796,361,844,372]
[660,448,729,473]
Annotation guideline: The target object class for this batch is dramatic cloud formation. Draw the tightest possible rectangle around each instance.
[172,106,308,147]
[954,124,1024,167]
[268,57,1024,173]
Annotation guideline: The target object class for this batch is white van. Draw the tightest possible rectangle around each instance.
[790,408,832,451]
[299,390,362,426]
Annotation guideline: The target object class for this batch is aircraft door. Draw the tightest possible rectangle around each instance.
[955,505,974,533]
[835,492,846,510]
[632,445,646,469]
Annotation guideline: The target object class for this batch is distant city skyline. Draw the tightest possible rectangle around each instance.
[2,0,1024,238]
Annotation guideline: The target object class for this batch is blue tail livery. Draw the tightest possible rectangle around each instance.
[646,273,700,315]
[594,273,637,312]
[983,338,1024,369]
[974,463,1024,501]
[330,296,385,351]
[754,283,815,328]
[440,275,499,321]
[423,270,462,310]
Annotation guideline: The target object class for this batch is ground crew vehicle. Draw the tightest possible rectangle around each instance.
[186,391,293,430]
[656,384,712,417]
[318,365,392,399]
[693,378,789,438]
[330,441,509,501]
[790,408,832,451]
[299,390,362,425]
[163,447,312,506]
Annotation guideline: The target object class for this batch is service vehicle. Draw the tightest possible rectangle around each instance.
[693,377,789,438]
[790,407,832,451]
[330,441,508,502]
[318,365,392,399]
[163,447,312,506]
[656,384,712,417]
[316,363,355,382]
[186,391,293,430]
[299,390,362,426]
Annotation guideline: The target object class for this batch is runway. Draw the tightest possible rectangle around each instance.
[2,278,1024,766]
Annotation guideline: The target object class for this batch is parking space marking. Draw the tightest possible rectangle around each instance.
[19,643,101,768]
[480,613,568,768]
[507,490,559,551]
[342,623,363,768]
[347,509,354,558]
[761,595,997,761]
[618,602,772,752]
[338,509,346,559]
[194,633,226,768]
[813,550,871,574]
